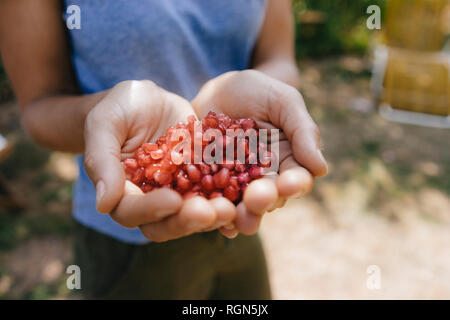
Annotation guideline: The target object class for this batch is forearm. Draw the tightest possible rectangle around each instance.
[21,91,108,153]
[253,58,300,89]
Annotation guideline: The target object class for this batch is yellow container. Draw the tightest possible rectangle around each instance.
[374,0,450,125]
[383,49,449,116]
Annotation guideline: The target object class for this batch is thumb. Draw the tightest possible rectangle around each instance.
[84,114,125,213]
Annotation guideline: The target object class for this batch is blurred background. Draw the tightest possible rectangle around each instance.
[0,0,449,299]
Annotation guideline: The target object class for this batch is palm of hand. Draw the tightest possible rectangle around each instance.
[85,72,328,241]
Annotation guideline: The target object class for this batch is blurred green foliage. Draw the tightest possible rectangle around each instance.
[294,0,386,57]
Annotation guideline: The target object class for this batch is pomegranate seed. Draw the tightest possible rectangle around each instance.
[142,143,158,153]
[240,118,256,130]
[154,170,172,185]
[150,149,164,160]
[210,163,219,173]
[249,165,263,179]
[186,164,201,182]
[199,163,211,175]
[124,158,138,171]
[145,165,159,179]
[213,168,230,189]
[123,111,274,202]
[209,191,223,199]
[224,185,239,202]
[183,191,197,200]
[230,176,239,189]
[177,175,192,192]
[221,162,235,170]
[141,183,153,193]
[201,174,215,192]
[235,163,246,173]
[131,168,144,184]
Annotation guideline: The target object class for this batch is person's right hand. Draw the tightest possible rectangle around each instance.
[84,80,236,242]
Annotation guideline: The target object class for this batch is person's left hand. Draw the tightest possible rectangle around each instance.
[192,70,328,238]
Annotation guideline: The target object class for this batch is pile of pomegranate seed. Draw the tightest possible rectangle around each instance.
[123,111,274,203]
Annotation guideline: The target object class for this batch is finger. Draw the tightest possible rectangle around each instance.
[219,226,239,239]
[267,85,328,177]
[139,196,217,242]
[84,113,125,213]
[243,178,278,215]
[202,197,237,232]
[277,155,315,198]
[110,182,183,228]
[234,202,262,235]
[266,196,287,212]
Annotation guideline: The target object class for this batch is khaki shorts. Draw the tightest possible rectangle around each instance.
[73,221,271,299]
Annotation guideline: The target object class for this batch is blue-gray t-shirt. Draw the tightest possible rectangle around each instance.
[66,0,267,243]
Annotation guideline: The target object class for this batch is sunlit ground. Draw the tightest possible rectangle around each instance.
[0,56,449,299]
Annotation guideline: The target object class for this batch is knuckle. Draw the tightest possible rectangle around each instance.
[83,153,97,173]
[284,85,303,102]
[140,226,167,243]
[110,212,135,229]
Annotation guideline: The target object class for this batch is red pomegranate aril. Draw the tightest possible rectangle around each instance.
[203,117,219,128]
[240,118,256,130]
[145,165,159,179]
[199,162,211,175]
[237,172,250,184]
[150,149,164,160]
[137,154,153,167]
[131,168,145,184]
[142,143,158,153]
[213,168,230,189]
[170,151,184,165]
[187,115,196,123]
[183,191,197,200]
[192,184,202,192]
[224,185,239,202]
[177,175,192,192]
[161,159,176,174]
[209,191,223,199]
[154,170,172,185]
[235,163,246,173]
[249,165,263,179]
[210,163,219,173]
[221,162,235,170]
[186,164,201,182]
[230,176,239,189]
[123,111,273,202]
[124,158,138,171]
[201,174,215,192]
[141,183,153,193]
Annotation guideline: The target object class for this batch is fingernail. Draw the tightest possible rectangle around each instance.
[96,180,106,208]
[317,149,328,172]
[227,231,239,239]
[223,224,235,230]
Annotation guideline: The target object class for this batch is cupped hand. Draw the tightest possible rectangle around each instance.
[84,80,236,242]
[192,70,328,237]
